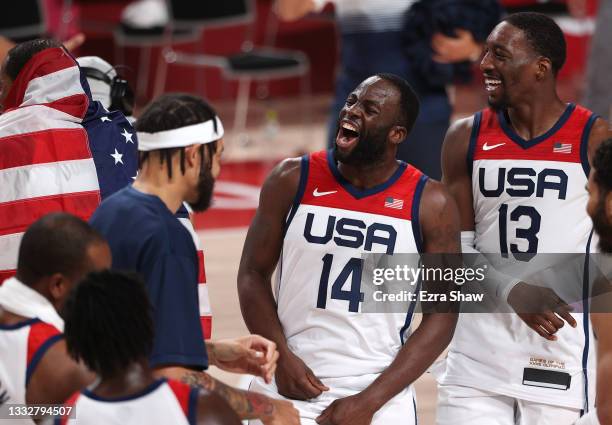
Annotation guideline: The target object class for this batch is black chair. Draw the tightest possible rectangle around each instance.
[115,0,310,141]
[0,0,45,41]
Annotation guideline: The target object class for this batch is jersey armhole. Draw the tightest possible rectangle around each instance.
[466,111,482,178]
[26,323,63,387]
[410,175,429,254]
[580,113,600,177]
[284,154,310,234]
[54,391,80,425]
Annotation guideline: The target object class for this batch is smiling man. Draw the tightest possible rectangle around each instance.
[437,12,612,424]
[238,73,460,425]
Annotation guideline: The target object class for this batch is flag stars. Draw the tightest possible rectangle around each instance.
[111,148,124,165]
[100,116,112,123]
[121,128,134,144]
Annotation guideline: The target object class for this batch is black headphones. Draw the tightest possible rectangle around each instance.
[80,66,134,117]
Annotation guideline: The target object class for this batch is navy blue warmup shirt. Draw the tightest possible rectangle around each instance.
[90,185,208,369]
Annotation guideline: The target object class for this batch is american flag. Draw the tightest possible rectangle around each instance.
[384,196,404,210]
[0,47,137,282]
[553,142,572,154]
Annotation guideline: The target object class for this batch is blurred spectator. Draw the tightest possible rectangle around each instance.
[275,0,500,180]
[579,0,612,121]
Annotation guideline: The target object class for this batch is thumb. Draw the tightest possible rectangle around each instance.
[306,369,329,391]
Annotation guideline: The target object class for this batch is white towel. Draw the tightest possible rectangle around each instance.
[0,277,64,331]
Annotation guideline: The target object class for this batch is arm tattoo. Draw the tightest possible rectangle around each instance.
[181,371,275,419]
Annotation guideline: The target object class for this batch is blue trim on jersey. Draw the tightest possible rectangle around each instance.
[82,378,166,402]
[411,175,429,254]
[400,279,422,345]
[466,112,482,177]
[581,229,594,415]
[326,149,407,199]
[0,318,40,330]
[187,387,198,425]
[412,396,418,425]
[580,114,599,178]
[498,103,576,149]
[25,334,64,387]
[284,155,310,237]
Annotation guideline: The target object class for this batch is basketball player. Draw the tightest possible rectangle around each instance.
[576,138,612,425]
[90,94,298,425]
[436,12,612,424]
[238,73,460,424]
[59,270,241,425]
[0,213,108,422]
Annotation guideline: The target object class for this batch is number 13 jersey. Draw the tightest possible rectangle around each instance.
[437,103,598,410]
[276,150,427,380]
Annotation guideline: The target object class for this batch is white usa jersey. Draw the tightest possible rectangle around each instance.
[0,318,63,425]
[276,150,428,379]
[436,104,599,410]
[58,379,197,425]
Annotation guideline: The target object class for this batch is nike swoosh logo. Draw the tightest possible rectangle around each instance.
[483,142,505,151]
[313,188,338,197]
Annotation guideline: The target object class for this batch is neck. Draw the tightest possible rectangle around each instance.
[337,151,399,190]
[132,162,186,214]
[93,360,156,399]
[506,89,566,140]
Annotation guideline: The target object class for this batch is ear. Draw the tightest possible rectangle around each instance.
[535,57,552,81]
[389,126,407,145]
[48,273,67,302]
[184,144,200,169]
[606,191,612,223]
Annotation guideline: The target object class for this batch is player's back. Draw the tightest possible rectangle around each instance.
[436,104,598,410]
[278,150,428,380]
[0,318,62,425]
[59,379,196,425]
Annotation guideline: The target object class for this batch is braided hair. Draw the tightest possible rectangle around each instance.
[135,93,220,178]
[63,270,154,378]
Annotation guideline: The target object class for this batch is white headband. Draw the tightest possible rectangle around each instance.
[137,117,224,152]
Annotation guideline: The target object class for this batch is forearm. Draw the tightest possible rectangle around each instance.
[360,313,457,409]
[180,370,274,420]
[238,272,290,354]
[597,352,612,424]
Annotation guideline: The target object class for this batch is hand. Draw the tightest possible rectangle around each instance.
[316,394,376,425]
[431,29,482,63]
[261,399,300,425]
[207,335,279,383]
[275,349,329,400]
[63,33,86,52]
[508,282,577,341]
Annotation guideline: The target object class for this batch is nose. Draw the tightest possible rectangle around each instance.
[480,50,494,73]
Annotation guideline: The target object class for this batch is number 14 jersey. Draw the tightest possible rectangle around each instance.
[276,150,427,380]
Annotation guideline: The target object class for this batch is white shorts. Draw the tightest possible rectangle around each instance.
[574,409,601,425]
[436,384,581,425]
[248,375,417,425]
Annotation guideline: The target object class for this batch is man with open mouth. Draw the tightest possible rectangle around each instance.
[238,73,461,425]
[436,12,612,425]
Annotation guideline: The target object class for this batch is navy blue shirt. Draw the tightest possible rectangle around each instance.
[90,186,208,369]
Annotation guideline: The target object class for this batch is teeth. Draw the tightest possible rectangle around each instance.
[342,122,358,132]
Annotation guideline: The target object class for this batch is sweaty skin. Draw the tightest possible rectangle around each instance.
[238,77,460,424]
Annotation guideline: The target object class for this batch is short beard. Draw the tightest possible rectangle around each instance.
[487,95,510,111]
[188,165,215,212]
[593,197,612,253]
[333,125,388,167]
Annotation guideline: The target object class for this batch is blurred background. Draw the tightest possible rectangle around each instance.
[3,0,605,423]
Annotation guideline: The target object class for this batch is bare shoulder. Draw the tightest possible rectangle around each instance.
[443,116,474,152]
[263,157,303,192]
[588,117,612,159]
[420,179,458,218]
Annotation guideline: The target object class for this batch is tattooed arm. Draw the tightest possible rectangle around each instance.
[155,367,298,424]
